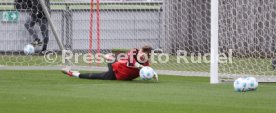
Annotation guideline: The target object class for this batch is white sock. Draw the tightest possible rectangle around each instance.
[72,71,80,78]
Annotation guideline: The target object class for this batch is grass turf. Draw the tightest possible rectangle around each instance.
[0,70,276,113]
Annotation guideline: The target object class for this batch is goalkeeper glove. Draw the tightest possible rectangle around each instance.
[153,71,158,81]
[134,62,144,69]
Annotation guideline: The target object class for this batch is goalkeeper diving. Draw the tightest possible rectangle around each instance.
[62,45,158,81]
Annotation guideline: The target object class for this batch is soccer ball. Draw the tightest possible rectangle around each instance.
[244,77,258,91]
[233,78,247,92]
[23,44,35,55]
[139,66,155,80]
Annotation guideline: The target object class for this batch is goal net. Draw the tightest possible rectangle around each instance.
[218,0,276,82]
[164,0,276,82]
[1,0,276,82]
[0,0,163,69]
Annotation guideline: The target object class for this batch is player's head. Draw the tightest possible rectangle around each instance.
[138,45,153,62]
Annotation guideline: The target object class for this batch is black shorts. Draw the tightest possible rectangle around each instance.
[79,63,116,80]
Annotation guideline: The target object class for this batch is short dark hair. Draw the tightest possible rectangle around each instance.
[141,45,153,54]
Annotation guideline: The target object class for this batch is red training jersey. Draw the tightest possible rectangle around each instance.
[112,48,149,80]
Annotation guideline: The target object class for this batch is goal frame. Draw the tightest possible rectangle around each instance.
[210,0,219,84]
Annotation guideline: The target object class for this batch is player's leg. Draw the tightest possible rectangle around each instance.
[24,16,41,45]
[62,63,116,80]
[62,70,113,80]
[79,63,116,80]
[79,73,107,79]
[39,18,49,52]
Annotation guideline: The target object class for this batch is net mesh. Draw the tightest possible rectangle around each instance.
[1,0,276,82]
[162,0,211,73]
[0,0,163,67]
[164,0,276,81]
[218,0,276,81]
[1,0,61,66]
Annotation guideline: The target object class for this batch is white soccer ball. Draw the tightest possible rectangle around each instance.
[244,77,258,91]
[233,78,247,92]
[139,66,155,80]
[23,44,35,55]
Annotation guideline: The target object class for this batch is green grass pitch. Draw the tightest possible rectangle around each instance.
[0,70,276,113]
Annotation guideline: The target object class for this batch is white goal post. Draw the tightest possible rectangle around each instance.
[210,0,219,84]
